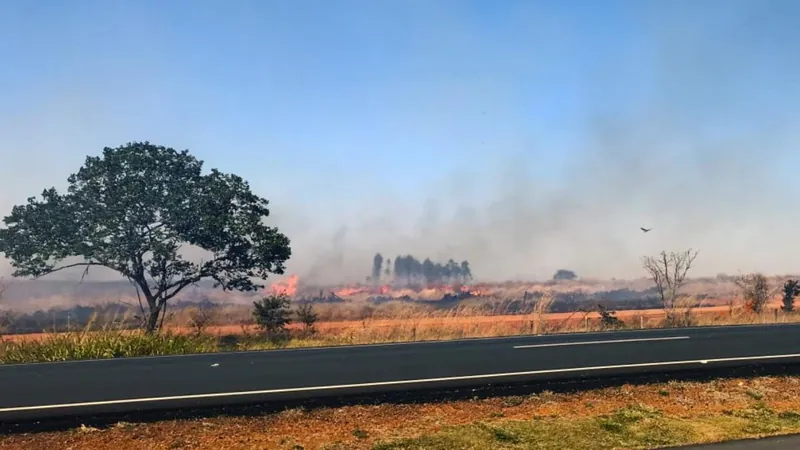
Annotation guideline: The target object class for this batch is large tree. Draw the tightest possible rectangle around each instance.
[0,142,291,332]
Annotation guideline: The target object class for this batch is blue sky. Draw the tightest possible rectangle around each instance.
[1,0,799,282]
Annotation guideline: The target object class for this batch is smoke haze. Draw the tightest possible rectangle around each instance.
[0,1,798,286]
[271,1,800,284]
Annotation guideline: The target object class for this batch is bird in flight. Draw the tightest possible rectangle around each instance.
[640,227,652,233]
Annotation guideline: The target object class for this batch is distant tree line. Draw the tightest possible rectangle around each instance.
[369,253,473,287]
[553,269,577,280]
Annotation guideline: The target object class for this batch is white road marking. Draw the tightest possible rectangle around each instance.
[512,336,690,349]
[2,352,800,413]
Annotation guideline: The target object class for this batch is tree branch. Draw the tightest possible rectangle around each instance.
[33,261,102,279]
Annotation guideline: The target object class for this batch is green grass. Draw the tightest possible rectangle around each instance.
[0,330,218,363]
[371,404,800,450]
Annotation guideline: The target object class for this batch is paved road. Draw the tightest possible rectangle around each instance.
[678,434,800,449]
[1,323,799,421]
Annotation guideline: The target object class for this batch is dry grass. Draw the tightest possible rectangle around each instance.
[0,276,795,363]
[2,301,797,363]
[3,375,800,449]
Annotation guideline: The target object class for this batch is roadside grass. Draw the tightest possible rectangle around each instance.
[1,307,798,364]
[0,329,218,363]
[371,404,800,450]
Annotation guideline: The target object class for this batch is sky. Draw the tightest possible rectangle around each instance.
[0,0,799,284]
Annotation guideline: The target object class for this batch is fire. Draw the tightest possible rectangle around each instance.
[269,274,299,296]
[459,284,484,296]
[266,273,485,301]
[329,282,484,299]
[333,286,369,297]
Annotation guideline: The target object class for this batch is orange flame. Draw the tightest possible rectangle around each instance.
[459,284,484,296]
[333,286,369,297]
[269,274,299,296]
[328,282,484,299]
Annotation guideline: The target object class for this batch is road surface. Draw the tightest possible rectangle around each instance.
[679,434,800,449]
[1,323,799,421]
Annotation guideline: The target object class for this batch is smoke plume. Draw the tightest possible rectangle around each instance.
[1,1,799,288]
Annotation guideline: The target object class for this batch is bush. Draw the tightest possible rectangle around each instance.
[296,303,319,335]
[597,304,624,329]
[187,304,216,335]
[736,273,772,313]
[252,294,293,341]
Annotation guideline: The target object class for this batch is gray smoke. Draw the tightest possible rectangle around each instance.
[277,1,800,283]
[1,1,798,287]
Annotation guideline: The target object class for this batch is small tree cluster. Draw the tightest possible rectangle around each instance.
[252,294,318,342]
[553,269,577,281]
[782,279,800,313]
[370,253,384,285]
[386,254,472,287]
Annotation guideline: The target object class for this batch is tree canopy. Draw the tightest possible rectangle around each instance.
[0,142,291,332]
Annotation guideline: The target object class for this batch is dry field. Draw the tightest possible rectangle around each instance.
[2,298,791,348]
[1,274,796,355]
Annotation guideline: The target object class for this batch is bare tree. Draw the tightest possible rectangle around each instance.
[735,273,778,314]
[187,303,216,335]
[641,249,699,321]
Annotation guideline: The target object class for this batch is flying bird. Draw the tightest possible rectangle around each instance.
[640,227,652,233]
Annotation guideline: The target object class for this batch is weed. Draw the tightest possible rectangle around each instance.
[353,429,369,439]
[746,389,765,400]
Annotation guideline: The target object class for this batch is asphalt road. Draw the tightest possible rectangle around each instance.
[1,323,800,421]
[678,434,800,449]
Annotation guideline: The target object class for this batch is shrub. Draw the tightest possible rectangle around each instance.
[296,303,319,335]
[736,273,772,313]
[253,294,293,341]
[597,304,624,329]
[187,304,216,335]
[782,280,800,313]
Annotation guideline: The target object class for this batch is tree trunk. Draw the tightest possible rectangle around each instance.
[145,304,162,334]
